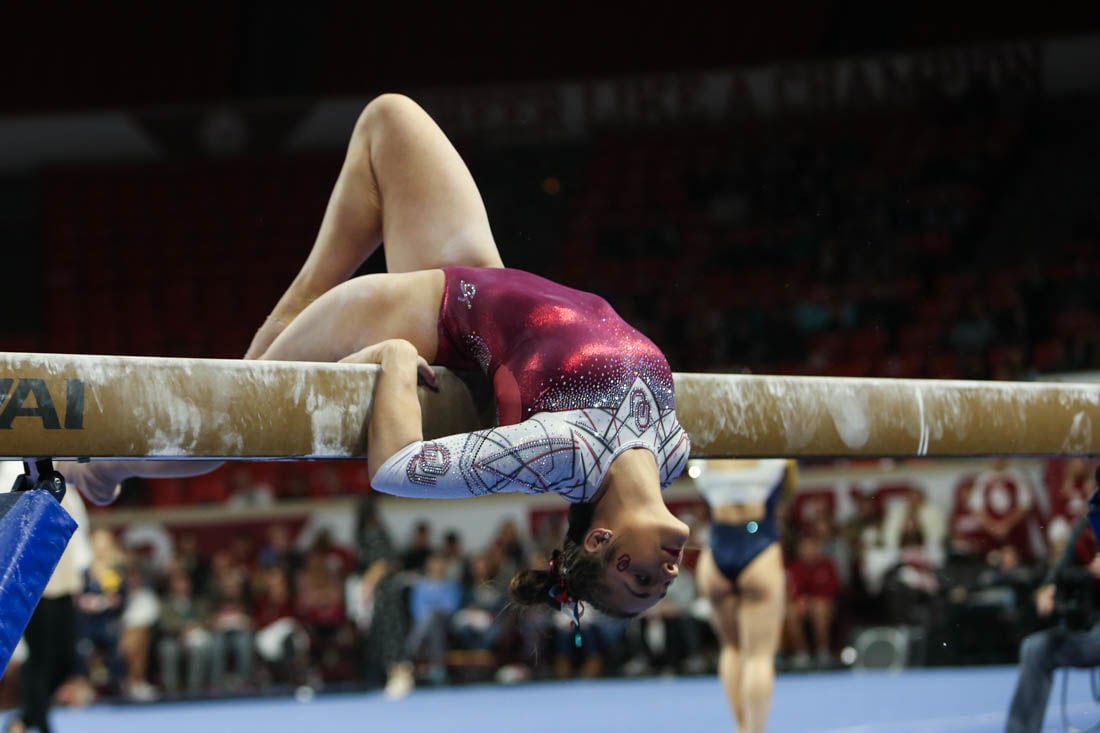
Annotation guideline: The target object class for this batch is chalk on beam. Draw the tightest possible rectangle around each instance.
[0,490,76,672]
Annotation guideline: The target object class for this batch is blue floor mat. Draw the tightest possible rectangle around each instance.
[12,666,1099,733]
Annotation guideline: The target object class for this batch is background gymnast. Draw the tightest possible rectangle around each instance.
[692,458,796,733]
[62,93,691,619]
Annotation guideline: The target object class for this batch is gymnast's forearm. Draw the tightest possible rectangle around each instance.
[366,340,426,485]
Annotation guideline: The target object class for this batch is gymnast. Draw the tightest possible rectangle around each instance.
[692,458,796,733]
[61,93,691,618]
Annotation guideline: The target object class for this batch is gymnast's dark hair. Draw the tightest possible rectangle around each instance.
[508,502,632,618]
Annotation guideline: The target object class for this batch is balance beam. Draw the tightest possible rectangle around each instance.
[1,352,1098,459]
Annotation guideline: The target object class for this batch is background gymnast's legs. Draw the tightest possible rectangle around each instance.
[697,544,785,733]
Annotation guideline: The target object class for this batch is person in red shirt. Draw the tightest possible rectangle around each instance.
[295,545,349,683]
[948,477,996,559]
[252,567,308,687]
[784,530,840,669]
[969,459,1041,562]
[1045,458,1098,564]
[1048,458,1095,522]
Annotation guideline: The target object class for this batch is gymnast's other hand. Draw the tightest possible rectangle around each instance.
[56,460,123,506]
[340,339,439,392]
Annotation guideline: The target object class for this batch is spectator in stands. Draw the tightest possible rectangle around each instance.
[628,559,706,676]
[207,553,254,691]
[405,552,462,685]
[118,559,159,701]
[948,477,989,558]
[853,491,912,610]
[880,525,942,627]
[488,519,529,583]
[1004,512,1100,733]
[75,529,128,695]
[227,534,257,577]
[400,521,433,574]
[156,565,213,697]
[1049,458,1096,526]
[252,566,308,688]
[440,530,466,583]
[838,491,886,622]
[308,527,353,577]
[810,515,851,588]
[173,533,212,596]
[784,530,840,669]
[971,459,1043,562]
[559,601,629,680]
[348,495,410,697]
[881,486,947,570]
[295,542,349,684]
[974,544,1037,630]
[451,552,507,653]
[503,550,556,681]
[256,523,301,577]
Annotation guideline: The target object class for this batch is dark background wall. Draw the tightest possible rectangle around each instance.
[4,3,1099,114]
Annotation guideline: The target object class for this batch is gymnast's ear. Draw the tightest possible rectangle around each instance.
[583,528,613,553]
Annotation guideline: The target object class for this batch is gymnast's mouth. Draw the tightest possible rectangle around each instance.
[662,546,684,561]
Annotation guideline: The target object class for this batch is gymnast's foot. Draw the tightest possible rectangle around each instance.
[57,460,123,506]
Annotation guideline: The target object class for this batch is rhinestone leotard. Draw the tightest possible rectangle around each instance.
[371,267,691,502]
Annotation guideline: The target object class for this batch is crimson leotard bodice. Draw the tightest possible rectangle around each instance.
[371,267,690,503]
[435,267,676,424]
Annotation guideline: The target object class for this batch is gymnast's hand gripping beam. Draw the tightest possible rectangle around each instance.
[1,351,1100,460]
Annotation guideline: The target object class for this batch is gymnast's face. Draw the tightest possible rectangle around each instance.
[586,518,689,616]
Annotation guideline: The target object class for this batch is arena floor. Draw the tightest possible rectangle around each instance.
[13,665,1099,733]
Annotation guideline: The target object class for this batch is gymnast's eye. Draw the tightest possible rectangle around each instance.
[635,574,651,586]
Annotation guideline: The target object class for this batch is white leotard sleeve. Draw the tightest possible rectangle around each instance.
[371,379,690,502]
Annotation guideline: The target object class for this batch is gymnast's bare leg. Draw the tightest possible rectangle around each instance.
[698,544,785,733]
[245,92,503,359]
[64,94,505,505]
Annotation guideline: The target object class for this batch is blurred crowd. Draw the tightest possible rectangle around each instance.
[1,487,707,705]
[551,90,1100,382]
[784,457,1098,669]
[2,457,1095,708]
